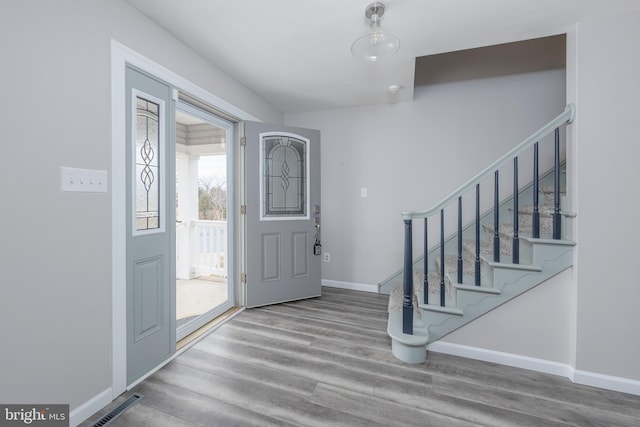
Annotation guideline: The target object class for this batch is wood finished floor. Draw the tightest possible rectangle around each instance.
[83,287,640,426]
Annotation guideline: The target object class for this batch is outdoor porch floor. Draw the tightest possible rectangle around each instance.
[176,276,228,327]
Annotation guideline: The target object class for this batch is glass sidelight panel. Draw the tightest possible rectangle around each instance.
[135,96,162,232]
[261,134,308,219]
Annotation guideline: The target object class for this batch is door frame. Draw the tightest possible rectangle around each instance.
[111,40,257,398]
[174,99,236,341]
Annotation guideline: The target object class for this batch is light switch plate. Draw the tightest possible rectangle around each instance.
[61,167,108,193]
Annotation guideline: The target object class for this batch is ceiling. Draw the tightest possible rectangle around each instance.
[128,0,640,114]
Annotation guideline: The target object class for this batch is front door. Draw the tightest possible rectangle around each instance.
[243,122,321,307]
[125,66,175,385]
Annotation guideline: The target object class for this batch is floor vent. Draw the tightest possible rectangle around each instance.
[90,393,143,427]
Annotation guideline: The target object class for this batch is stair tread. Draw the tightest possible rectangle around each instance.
[424,271,456,303]
[416,290,464,315]
[482,223,553,239]
[436,254,475,272]
[511,205,556,215]
[462,239,510,257]
[480,254,542,271]
[451,274,499,293]
[454,283,501,294]
[519,235,576,246]
[541,185,566,194]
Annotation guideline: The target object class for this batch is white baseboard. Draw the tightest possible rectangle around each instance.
[69,388,112,427]
[573,369,640,396]
[322,279,378,293]
[427,341,640,396]
[427,341,574,378]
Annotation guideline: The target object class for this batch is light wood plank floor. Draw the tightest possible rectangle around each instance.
[83,287,640,426]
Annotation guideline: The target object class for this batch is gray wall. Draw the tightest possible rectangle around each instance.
[450,8,640,383]
[572,10,640,381]
[0,0,280,412]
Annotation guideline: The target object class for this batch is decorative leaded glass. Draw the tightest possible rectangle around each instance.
[135,97,160,231]
[262,135,307,218]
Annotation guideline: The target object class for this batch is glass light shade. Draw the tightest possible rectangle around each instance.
[351,29,400,61]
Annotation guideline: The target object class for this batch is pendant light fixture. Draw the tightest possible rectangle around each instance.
[351,2,400,61]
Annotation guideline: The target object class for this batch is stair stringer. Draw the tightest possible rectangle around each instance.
[420,239,575,344]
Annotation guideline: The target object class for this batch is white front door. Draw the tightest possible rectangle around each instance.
[243,122,322,307]
[125,66,175,385]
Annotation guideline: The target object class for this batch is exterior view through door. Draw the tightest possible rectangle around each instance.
[175,102,235,341]
[243,122,321,307]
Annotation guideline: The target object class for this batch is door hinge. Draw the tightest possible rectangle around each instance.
[241,273,247,283]
[240,136,246,147]
[240,205,246,215]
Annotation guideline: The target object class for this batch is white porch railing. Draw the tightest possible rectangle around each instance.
[192,220,227,277]
[176,220,227,279]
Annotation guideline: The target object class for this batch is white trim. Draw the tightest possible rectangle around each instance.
[111,40,127,399]
[573,369,640,396]
[427,341,573,378]
[111,39,258,400]
[69,388,112,427]
[112,40,259,122]
[322,279,379,293]
[428,341,640,396]
[259,131,311,221]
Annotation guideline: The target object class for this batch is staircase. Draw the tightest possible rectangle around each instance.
[383,104,576,364]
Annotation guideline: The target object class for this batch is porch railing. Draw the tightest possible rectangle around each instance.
[192,220,227,278]
[401,104,575,334]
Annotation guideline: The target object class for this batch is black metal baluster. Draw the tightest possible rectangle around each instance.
[513,157,519,264]
[440,209,445,307]
[457,197,463,284]
[532,142,540,238]
[424,217,429,305]
[493,170,500,262]
[553,127,562,240]
[402,219,413,334]
[475,184,481,286]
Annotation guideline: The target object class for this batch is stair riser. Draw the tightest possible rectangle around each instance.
[436,255,483,279]
[518,213,555,235]
[519,240,575,269]
[487,267,537,292]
